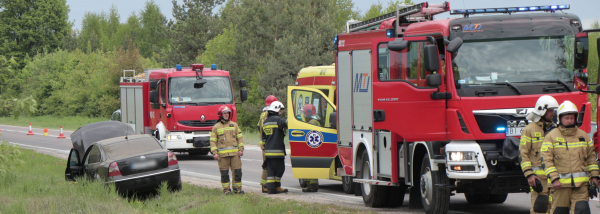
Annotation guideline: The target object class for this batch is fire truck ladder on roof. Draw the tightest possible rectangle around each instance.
[348,1,449,33]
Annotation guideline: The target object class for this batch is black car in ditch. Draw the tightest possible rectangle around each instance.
[65,134,182,194]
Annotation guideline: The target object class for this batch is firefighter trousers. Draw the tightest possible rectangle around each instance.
[265,158,285,191]
[261,150,267,186]
[549,184,591,214]
[218,155,242,193]
[529,177,551,214]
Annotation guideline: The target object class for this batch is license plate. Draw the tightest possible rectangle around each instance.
[194,131,210,135]
[131,161,157,170]
[506,127,524,136]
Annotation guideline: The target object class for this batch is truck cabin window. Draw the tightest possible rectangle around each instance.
[168,77,233,105]
[378,42,430,86]
[451,36,576,88]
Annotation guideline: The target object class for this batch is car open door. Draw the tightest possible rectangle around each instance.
[287,86,339,180]
[65,149,83,181]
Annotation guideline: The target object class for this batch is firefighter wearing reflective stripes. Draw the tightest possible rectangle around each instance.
[541,101,599,214]
[258,95,277,193]
[302,104,319,192]
[519,95,558,214]
[210,106,244,195]
[262,101,289,194]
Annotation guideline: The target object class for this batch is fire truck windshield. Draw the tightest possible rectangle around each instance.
[168,76,233,105]
[451,35,576,88]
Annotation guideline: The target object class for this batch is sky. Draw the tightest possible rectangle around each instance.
[67,0,599,30]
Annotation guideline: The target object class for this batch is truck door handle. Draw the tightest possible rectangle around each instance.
[291,130,305,137]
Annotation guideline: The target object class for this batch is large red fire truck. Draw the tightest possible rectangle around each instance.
[119,64,247,155]
[288,2,598,213]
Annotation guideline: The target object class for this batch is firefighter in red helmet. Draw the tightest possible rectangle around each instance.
[258,95,277,193]
[210,105,244,195]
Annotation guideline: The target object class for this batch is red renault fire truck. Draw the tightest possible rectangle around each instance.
[119,64,247,155]
[288,2,597,213]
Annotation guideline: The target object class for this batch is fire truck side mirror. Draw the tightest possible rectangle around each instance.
[240,89,248,102]
[426,73,442,88]
[149,91,158,103]
[423,45,439,72]
[149,81,157,90]
[446,37,463,53]
[239,79,247,88]
[388,39,408,51]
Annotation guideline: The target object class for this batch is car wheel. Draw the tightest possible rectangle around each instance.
[359,149,388,207]
[342,176,355,194]
[420,155,450,214]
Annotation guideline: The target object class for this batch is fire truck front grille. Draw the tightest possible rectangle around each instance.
[179,120,218,127]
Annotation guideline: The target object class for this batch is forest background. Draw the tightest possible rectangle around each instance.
[0,0,598,128]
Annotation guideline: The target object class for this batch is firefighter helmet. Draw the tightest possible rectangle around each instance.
[218,105,232,121]
[557,101,578,125]
[526,95,559,122]
[265,95,278,106]
[268,101,285,113]
[303,104,316,117]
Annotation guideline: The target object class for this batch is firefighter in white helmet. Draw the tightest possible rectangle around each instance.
[541,101,599,214]
[519,95,558,214]
[261,101,289,194]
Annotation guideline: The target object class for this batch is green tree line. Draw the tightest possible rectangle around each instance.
[0,0,599,128]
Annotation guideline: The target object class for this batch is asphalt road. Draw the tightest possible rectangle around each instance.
[2,124,599,213]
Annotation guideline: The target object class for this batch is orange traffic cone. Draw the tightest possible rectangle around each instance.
[27,123,34,135]
[58,125,66,139]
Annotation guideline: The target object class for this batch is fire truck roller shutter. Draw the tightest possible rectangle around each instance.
[337,51,353,147]
[351,49,374,177]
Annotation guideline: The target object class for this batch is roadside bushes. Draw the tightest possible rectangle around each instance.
[9,43,161,118]
[0,141,22,185]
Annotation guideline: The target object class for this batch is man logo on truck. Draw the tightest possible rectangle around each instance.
[462,24,483,32]
[354,73,370,93]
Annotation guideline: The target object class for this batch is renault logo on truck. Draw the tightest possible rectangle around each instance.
[201,115,205,122]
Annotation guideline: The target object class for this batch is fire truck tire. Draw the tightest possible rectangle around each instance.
[487,193,508,203]
[420,156,450,214]
[359,150,388,207]
[298,179,308,188]
[464,192,490,204]
[342,176,355,194]
[385,184,406,207]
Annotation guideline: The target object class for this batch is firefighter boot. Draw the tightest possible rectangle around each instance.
[262,185,268,193]
[276,187,289,193]
[233,187,245,194]
[302,179,318,192]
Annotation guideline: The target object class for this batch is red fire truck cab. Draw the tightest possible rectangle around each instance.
[119,64,247,155]
[330,2,595,213]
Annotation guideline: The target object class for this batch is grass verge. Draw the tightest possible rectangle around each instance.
[0,142,353,213]
[0,116,107,131]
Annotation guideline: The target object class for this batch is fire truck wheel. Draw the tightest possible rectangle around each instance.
[464,192,490,204]
[420,155,450,214]
[298,179,308,188]
[359,149,388,207]
[487,193,508,203]
[342,176,355,194]
[385,184,406,207]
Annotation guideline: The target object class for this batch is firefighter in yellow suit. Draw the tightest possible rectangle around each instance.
[301,104,320,192]
[541,101,599,213]
[258,95,277,193]
[210,106,244,195]
[519,95,558,214]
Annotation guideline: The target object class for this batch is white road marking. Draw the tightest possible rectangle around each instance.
[8,142,71,154]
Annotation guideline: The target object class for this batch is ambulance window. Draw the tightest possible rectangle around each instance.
[318,89,329,97]
[291,89,335,129]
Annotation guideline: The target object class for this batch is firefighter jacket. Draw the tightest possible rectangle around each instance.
[261,113,287,158]
[257,110,269,150]
[210,120,244,157]
[541,126,600,188]
[520,121,554,178]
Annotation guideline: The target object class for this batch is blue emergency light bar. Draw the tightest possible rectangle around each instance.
[450,4,569,15]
